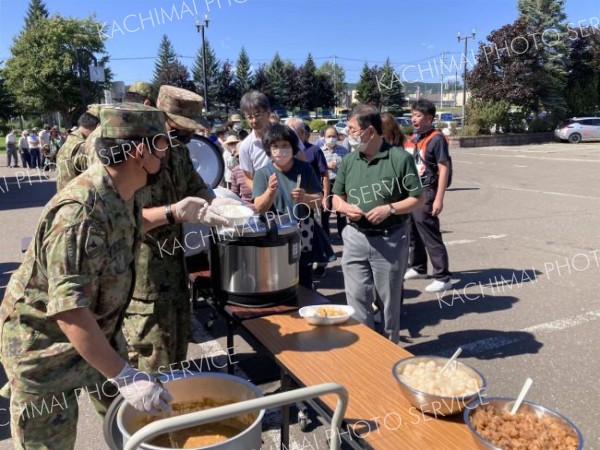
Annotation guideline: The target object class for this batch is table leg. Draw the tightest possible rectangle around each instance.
[227,318,235,375]
[280,369,291,450]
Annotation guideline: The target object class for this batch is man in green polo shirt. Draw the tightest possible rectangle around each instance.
[332,105,424,343]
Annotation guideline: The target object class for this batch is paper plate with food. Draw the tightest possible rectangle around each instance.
[298,304,355,325]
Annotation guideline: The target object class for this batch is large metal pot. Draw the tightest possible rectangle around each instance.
[111,372,264,450]
[210,214,300,307]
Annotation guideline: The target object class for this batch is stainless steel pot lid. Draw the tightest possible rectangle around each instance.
[214,214,298,239]
[187,135,224,189]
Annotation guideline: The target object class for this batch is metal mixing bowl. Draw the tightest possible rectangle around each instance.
[391,355,487,416]
[464,397,584,450]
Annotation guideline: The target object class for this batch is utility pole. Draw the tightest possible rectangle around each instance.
[440,51,446,110]
[333,55,337,111]
[195,14,210,113]
[457,29,476,124]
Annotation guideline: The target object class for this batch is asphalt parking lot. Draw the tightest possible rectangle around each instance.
[0,141,599,449]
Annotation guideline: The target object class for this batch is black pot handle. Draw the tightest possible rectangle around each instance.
[259,213,279,241]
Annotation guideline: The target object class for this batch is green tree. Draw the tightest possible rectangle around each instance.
[192,39,220,110]
[4,15,111,125]
[317,61,346,107]
[0,71,17,122]
[297,53,317,109]
[313,73,335,109]
[355,62,380,107]
[234,47,253,100]
[24,0,49,31]
[283,61,299,109]
[378,58,405,112]
[251,64,270,99]
[153,35,194,91]
[216,60,236,113]
[266,53,291,108]
[565,26,600,116]
[517,0,569,117]
[468,20,543,115]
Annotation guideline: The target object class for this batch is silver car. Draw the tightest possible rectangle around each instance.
[555,117,600,143]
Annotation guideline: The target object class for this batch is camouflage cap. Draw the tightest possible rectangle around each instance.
[156,85,209,132]
[99,103,167,139]
[87,104,102,118]
[128,81,156,102]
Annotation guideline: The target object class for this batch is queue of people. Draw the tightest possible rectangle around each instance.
[4,125,70,169]
[0,78,452,447]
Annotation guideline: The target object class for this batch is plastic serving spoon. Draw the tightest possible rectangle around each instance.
[441,347,462,373]
[510,377,533,415]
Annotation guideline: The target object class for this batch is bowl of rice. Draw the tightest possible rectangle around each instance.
[392,356,486,416]
[212,204,254,226]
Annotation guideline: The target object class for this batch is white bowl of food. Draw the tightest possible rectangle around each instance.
[298,304,355,325]
[212,204,254,226]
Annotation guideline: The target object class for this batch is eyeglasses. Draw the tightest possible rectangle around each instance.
[244,112,265,121]
[347,127,367,136]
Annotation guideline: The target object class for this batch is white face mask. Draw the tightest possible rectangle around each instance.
[348,129,370,153]
[233,123,242,131]
[325,137,337,147]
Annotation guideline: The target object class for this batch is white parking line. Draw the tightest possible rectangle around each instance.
[439,309,600,358]
[456,153,600,163]
[523,310,600,333]
[493,185,600,200]
[445,239,476,246]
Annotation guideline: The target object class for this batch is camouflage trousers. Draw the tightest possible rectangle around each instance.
[123,294,191,373]
[0,330,127,449]
[4,378,118,450]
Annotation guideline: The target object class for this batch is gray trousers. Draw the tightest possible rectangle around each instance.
[341,222,409,343]
[6,143,18,167]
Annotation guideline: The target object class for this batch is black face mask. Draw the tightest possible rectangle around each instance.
[173,129,194,144]
[143,152,164,186]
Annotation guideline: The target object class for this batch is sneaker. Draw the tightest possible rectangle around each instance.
[404,268,428,280]
[313,265,326,278]
[425,279,453,293]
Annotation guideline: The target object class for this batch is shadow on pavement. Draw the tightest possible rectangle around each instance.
[403,329,543,360]
[0,174,56,211]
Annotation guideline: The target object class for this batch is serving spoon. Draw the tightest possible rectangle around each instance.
[510,377,533,415]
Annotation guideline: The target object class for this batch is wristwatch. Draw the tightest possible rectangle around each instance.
[389,204,398,215]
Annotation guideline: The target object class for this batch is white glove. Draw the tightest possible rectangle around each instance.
[174,197,208,223]
[211,197,242,207]
[199,205,231,227]
[109,363,173,417]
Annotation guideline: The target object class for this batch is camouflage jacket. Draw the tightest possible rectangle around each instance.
[130,139,212,305]
[54,129,86,191]
[0,163,142,393]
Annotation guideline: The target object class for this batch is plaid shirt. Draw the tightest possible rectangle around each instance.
[321,144,350,181]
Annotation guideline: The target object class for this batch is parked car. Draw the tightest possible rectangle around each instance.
[555,117,600,143]
[294,110,312,122]
[395,117,412,127]
[273,109,289,119]
[334,120,348,135]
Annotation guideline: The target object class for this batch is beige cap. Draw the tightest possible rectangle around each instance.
[156,85,209,131]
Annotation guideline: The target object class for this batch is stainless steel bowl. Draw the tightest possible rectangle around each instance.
[464,397,584,450]
[391,356,486,416]
[116,371,265,450]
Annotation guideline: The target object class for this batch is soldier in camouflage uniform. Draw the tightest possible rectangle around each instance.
[55,104,101,191]
[123,85,236,373]
[126,81,157,106]
[0,104,173,450]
